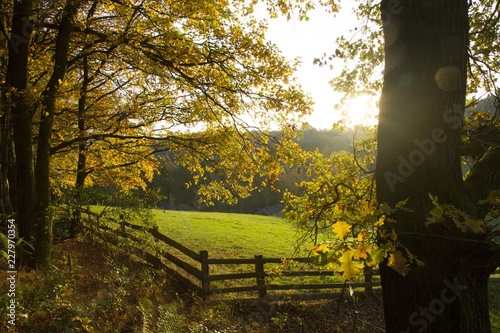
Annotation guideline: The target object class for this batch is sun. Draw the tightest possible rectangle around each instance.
[342,95,379,127]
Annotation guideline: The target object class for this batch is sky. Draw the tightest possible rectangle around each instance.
[258,4,379,129]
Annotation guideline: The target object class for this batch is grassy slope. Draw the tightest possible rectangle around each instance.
[152,210,305,259]
[151,210,365,293]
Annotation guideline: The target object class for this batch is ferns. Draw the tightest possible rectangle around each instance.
[139,298,185,333]
[157,303,185,333]
[139,298,154,333]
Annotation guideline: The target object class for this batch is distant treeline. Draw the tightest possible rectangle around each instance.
[147,127,357,214]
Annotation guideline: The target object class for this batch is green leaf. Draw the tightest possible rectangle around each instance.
[428,193,440,206]
[368,244,390,267]
[395,198,409,209]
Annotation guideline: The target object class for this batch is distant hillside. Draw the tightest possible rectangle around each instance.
[148,127,359,213]
[294,127,352,156]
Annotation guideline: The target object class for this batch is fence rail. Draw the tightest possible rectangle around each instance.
[86,215,500,302]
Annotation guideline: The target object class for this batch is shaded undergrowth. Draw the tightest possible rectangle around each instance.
[1,236,384,332]
[2,233,498,332]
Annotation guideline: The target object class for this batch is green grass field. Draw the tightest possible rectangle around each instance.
[152,209,306,259]
[148,209,332,292]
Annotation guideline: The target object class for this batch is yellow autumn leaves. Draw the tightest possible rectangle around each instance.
[307,218,411,280]
[332,220,351,239]
[31,0,315,202]
[332,220,374,279]
[302,192,425,280]
[426,194,486,234]
[303,192,488,281]
[307,220,377,280]
[338,250,364,279]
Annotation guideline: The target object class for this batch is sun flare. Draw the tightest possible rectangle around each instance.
[342,95,379,127]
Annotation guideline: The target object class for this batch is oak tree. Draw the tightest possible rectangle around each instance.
[375,1,500,331]
[2,0,315,266]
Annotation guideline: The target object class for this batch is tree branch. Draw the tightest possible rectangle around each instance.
[465,146,500,218]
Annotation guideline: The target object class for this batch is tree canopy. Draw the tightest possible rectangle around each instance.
[0,0,338,265]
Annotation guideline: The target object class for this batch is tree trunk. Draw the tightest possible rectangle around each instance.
[7,0,35,241]
[34,0,79,266]
[70,55,90,237]
[375,1,497,332]
[457,267,494,332]
[1,30,14,223]
[71,144,88,237]
[1,83,14,222]
[379,252,496,332]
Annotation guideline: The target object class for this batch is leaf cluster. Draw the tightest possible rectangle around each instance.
[2,0,316,204]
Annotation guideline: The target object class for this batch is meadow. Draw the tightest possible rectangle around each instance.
[152,209,306,259]
[148,209,340,293]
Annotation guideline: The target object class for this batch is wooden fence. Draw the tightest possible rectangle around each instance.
[87,216,500,302]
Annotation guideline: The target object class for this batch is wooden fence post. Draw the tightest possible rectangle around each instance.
[364,267,373,292]
[254,254,267,298]
[152,225,159,244]
[320,252,328,265]
[119,214,125,233]
[200,250,210,300]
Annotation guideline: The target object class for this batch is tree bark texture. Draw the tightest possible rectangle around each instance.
[7,0,35,241]
[34,0,79,266]
[1,82,15,222]
[376,1,497,332]
[1,28,14,223]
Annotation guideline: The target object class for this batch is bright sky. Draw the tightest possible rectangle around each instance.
[260,4,379,129]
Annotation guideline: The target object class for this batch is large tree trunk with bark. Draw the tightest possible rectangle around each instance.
[7,0,35,241]
[1,32,15,223]
[375,1,497,332]
[1,82,15,222]
[34,0,79,266]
